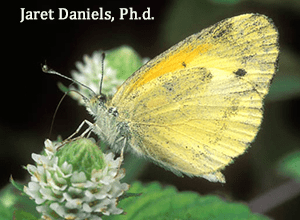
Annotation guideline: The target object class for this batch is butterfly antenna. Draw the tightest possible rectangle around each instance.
[99,52,105,94]
[49,90,69,138]
[48,85,89,139]
[42,64,97,96]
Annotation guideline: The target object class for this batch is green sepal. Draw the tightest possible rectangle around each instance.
[10,176,24,193]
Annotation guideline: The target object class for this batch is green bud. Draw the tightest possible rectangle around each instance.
[56,138,105,180]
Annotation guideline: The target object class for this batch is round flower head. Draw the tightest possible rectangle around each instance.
[70,51,122,105]
[68,46,148,107]
[24,138,129,220]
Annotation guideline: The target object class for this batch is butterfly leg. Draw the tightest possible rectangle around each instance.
[56,119,95,150]
[67,119,94,139]
[116,137,127,176]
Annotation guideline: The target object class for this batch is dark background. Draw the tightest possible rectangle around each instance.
[3,1,300,219]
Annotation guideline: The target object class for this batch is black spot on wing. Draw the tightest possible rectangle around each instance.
[234,68,247,77]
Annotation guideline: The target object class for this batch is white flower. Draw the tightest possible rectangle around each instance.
[24,138,129,220]
[67,46,148,108]
[70,50,124,105]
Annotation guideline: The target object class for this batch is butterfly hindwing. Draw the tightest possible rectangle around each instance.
[110,13,279,182]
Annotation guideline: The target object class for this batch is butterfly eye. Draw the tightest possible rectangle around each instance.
[97,93,107,103]
[108,107,119,117]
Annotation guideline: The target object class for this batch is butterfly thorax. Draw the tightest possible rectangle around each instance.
[85,95,131,152]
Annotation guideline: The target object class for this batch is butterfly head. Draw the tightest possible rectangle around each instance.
[85,93,108,117]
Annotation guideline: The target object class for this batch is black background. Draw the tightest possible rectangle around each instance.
[3,1,300,219]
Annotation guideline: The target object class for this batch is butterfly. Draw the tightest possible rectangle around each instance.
[44,13,279,183]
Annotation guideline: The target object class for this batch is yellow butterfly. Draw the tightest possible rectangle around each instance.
[45,13,279,183]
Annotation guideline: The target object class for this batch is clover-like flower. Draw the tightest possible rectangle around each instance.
[70,50,123,103]
[67,46,148,106]
[24,138,129,220]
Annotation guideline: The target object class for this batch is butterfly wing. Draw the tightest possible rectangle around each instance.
[111,13,279,182]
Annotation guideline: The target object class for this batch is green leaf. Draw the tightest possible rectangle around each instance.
[0,199,12,220]
[0,184,40,220]
[0,184,20,219]
[13,210,39,220]
[277,151,300,181]
[108,182,269,220]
